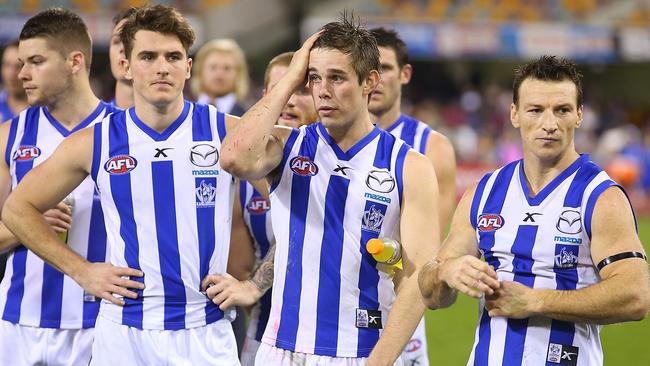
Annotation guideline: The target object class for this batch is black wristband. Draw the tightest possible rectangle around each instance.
[596,252,647,271]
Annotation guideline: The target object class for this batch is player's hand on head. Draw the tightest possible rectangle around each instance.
[201,273,262,310]
[439,255,500,298]
[43,202,73,233]
[286,31,322,87]
[76,262,144,306]
[485,280,537,319]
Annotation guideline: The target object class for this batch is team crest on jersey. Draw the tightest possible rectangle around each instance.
[104,155,137,174]
[190,144,219,167]
[247,196,270,215]
[365,169,395,193]
[13,146,41,161]
[362,204,386,233]
[477,214,504,232]
[355,309,382,329]
[290,156,318,176]
[195,178,217,208]
[556,210,582,235]
[554,245,579,269]
[547,343,579,365]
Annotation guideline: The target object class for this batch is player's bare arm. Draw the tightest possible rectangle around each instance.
[221,32,321,180]
[418,182,500,309]
[1,126,144,306]
[425,131,457,238]
[0,121,72,253]
[367,151,439,366]
[486,186,650,323]
[226,182,256,281]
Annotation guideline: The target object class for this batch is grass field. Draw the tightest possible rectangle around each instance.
[424,217,650,364]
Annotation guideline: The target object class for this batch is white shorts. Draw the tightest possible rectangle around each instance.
[255,342,404,366]
[241,336,262,366]
[401,317,429,366]
[90,315,239,366]
[0,319,93,366]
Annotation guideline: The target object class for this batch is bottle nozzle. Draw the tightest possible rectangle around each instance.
[366,238,385,255]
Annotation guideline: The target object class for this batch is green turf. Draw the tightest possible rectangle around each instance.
[424,217,650,364]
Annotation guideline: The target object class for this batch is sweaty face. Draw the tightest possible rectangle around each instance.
[200,51,237,98]
[511,78,582,163]
[109,19,128,81]
[126,30,191,108]
[368,46,405,116]
[308,48,371,129]
[266,64,317,128]
[18,38,72,106]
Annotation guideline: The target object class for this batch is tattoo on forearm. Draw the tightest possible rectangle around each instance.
[250,242,275,293]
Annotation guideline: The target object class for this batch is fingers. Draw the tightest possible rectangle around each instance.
[301,31,322,50]
[98,291,125,306]
[55,202,73,216]
[114,267,144,279]
[43,211,72,231]
[201,274,229,292]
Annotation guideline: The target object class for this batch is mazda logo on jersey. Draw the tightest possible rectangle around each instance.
[246,196,270,215]
[190,144,218,167]
[290,156,318,176]
[365,169,395,193]
[477,214,504,232]
[556,210,582,235]
[13,146,41,161]
[104,155,138,175]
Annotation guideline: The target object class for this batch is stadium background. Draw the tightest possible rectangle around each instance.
[1,0,649,363]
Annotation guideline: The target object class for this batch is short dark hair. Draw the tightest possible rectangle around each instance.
[112,7,137,28]
[19,8,92,71]
[513,55,583,107]
[119,4,195,59]
[370,27,408,68]
[312,13,379,84]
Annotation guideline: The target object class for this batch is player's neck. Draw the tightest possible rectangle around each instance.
[522,148,580,196]
[134,96,185,133]
[325,110,375,152]
[114,80,134,109]
[373,100,402,130]
[46,81,100,129]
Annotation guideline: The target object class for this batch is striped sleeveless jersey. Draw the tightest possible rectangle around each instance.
[468,154,622,366]
[263,123,411,357]
[0,102,115,328]
[92,101,234,330]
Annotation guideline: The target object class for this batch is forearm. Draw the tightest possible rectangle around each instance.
[418,260,458,309]
[532,267,649,324]
[0,223,19,254]
[221,79,294,178]
[368,276,425,366]
[2,199,87,279]
[249,242,275,294]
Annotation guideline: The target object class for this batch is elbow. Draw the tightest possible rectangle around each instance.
[220,148,238,174]
[628,289,650,322]
[1,194,17,228]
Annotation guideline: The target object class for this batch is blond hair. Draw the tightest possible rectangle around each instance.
[191,38,250,101]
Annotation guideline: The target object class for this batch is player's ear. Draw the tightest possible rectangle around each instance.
[122,58,132,81]
[364,70,380,95]
[186,57,192,80]
[576,105,583,128]
[400,63,412,85]
[510,103,520,128]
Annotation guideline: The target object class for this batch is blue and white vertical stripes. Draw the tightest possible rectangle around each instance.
[0,102,115,329]
[92,101,235,330]
[264,123,409,357]
[466,155,623,365]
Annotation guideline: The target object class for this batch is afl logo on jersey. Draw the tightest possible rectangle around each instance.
[405,339,422,353]
[247,197,270,215]
[366,169,395,193]
[190,144,218,167]
[477,214,504,232]
[290,156,318,176]
[13,146,41,161]
[104,155,138,175]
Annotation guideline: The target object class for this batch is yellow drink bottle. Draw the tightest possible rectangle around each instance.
[366,238,403,274]
[57,195,75,244]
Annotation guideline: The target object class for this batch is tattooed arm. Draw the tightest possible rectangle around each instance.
[201,241,275,310]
